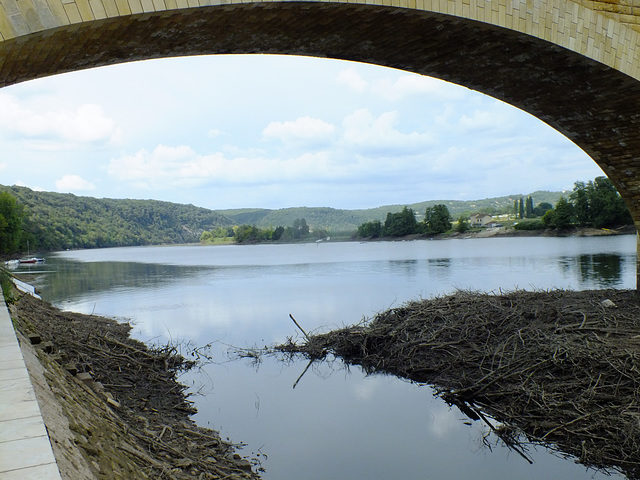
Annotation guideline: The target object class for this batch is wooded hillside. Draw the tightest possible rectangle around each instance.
[0,186,233,251]
[0,184,566,253]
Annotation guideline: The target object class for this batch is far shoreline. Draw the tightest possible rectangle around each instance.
[391,224,637,242]
[199,224,637,247]
[3,225,636,260]
[308,224,638,245]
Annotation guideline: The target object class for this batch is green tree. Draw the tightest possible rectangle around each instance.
[456,214,470,233]
[553,197,574,229]
[0,192,24,254]
[292,218,310,239]
[272,226,285,240]
[383,207,418,237]
[525,196,534,218]
[533,202,553,217]
[233,224,262,243]
[212,226,234,238]
[425,204,452,234]
[571,181,591,225]
[569,176,632,228]
[357,220,382,238]
[518,197,525,219]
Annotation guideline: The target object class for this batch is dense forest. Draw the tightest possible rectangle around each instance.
[0,186,232,252]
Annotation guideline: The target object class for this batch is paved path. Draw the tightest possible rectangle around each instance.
[0,290,62,479]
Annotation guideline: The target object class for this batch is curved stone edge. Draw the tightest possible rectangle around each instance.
[0,292,63,480]
[0,0,638,80]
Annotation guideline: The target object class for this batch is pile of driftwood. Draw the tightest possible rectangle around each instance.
[11,292,261,480]
[278,289,640,479]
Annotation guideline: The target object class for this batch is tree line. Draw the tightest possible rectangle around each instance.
[511,196,553,219]
[533,176,633,230]
[356,204,454,238]
[356,176,634,238]
[201,218,330,244]
[0,176,634,254]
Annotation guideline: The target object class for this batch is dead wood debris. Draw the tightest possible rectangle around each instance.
[275,289,640,479]
[10,292,261,480]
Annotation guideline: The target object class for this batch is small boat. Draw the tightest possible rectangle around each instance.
[18,257,45,264]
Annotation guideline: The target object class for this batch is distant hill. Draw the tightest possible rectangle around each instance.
[1,184,565,252]
[0,185,233,251]
[218,206,367,232]
[219,191,565,232]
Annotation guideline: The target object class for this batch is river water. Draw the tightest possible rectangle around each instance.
[24,235,636,479]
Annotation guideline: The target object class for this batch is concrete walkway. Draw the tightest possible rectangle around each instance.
[0,292,62,479]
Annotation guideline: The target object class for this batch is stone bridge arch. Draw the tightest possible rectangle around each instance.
[1,0,640,274]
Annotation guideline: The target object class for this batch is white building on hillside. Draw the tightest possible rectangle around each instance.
[470,213,492,227]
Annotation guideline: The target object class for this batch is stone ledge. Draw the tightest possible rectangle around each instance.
[0,296,62,480]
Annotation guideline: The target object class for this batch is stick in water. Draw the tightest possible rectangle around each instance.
[289,314,310,341]
[293,359,314,389]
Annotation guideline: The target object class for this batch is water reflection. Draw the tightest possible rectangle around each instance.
[268,287,640,479]
[427,258,452,282]
[32,258,209,302]
[30,237,636,480]
[577,253,624,287]
[387,259,419,276]
[557,253,627,289]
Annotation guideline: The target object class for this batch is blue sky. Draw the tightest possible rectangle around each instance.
[0,54,604,210]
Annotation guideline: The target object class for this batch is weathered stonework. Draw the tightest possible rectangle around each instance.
[1,0,640,234]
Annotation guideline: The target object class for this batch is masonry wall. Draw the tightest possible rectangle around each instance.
[577,0,640,32]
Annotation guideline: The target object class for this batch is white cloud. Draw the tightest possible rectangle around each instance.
[107,99,573,199]
[0,93,120,146]
[342,109,435,155]
[352,377,384,401]
[55,175,96,192]
[336,67,368,92]
[107,144,352,191]
[0,55,601,209]
[458,110,502,133]
[429,404,465,439]
[262,116,336,146]
[456,102,527,137]
[371,75,466,101]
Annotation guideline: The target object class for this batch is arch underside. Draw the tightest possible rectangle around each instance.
[2,2,640,218]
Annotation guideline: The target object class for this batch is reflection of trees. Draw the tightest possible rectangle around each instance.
[387,259,418,276]
[276,289,640,479]
[427,258,451,267]
[577,254,623,288]
[36,259,206,303]
[557,254,626,288]
[427,258,451,281]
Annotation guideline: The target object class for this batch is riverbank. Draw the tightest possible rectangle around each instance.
[205,224,637,247]
[8,290,262,480]
[455,224,636,239]
[272,288,640,479]
[371,224,637,242]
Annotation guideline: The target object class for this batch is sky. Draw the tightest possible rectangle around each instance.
[0,54,605,211]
